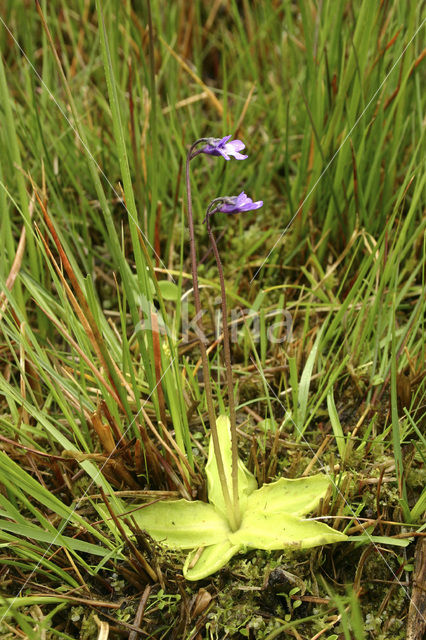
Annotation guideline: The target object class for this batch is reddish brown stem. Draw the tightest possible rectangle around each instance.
[186,142,237,530]
[206,213,240,527]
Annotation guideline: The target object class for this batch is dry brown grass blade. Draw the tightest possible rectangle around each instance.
[406,537,426,640]
[112,564,146,591]
[150,309,167,428]
[91,406,117,456]
[234,84,256,138]
[62,449,140,490]
[0,195,34,321]
[0,434,69,460]
[35,221,124,406]
[128,585,151,640]
[135,420,165,488]
[18,592,122,609]
[100,488,158,583]
[35,302,121,406]
[409,47,426,75]
[158,35,224,117]
[100,400,128,447]
[19,321,29,426]
[32,188,127,414]
[104,459,140,490]
[143,417,193,499]
[62,546,90,596]
[134,438,145,477]
[302,435,332,476]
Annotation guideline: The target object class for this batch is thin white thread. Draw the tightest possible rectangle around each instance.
[0,15,175,282]
[249,355,424,622]
[251,17,426,282]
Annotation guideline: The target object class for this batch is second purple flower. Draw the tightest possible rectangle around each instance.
[217,191,263,214]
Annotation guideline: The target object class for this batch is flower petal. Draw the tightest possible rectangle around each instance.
[216,148,231,160]
[131,499,230,549]
[240,200,263,211]
[200,135,247,160]
[183,540,241,581]
[224,142,248,159]
[228,140,245,151]
[217,193,262,214]
[235,191,249,204]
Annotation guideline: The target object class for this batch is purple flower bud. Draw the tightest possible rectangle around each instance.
[218,191,263,214]
[201,135,248,161]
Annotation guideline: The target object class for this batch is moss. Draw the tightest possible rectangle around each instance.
[79,611,99,640]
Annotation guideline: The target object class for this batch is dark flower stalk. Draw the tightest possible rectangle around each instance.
[185,136,255,531]
[204,193,263,529]
[185,139,237,531]
[204,200,240,526]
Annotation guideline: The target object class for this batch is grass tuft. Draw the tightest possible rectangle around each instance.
[0,1,424,638]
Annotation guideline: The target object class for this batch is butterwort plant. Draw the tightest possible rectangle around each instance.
[126,135,346,580]
[183,135,252,532]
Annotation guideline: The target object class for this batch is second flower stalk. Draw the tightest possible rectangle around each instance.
[186,136,263,531]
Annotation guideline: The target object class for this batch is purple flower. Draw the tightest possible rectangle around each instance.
[218,191,263,214]
[201,135,248,160]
